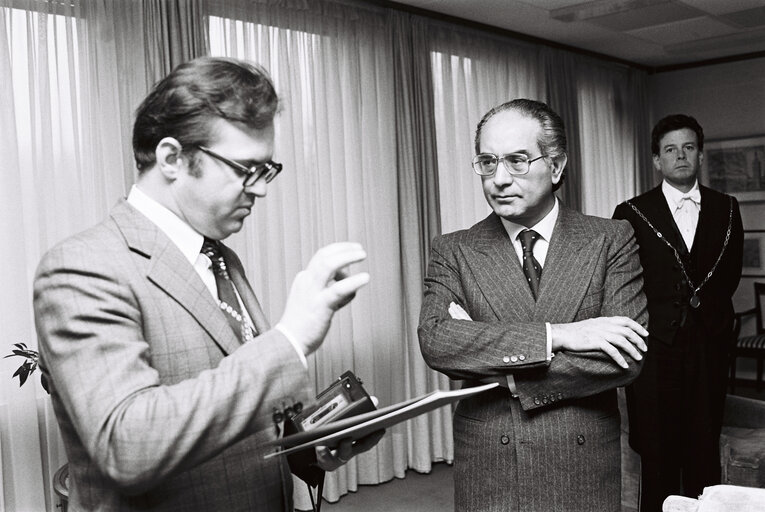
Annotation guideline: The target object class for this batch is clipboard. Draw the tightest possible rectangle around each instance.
[264,381,499,459]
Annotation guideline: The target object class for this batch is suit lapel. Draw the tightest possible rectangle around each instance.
[534,207,603,322]
[460,214,535,321]
[640,186,688,257]
[460,208,607,323]
[691,185,726,260]
[110,200,242,356]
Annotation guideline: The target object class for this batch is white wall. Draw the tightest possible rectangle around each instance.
[649,57,765,379]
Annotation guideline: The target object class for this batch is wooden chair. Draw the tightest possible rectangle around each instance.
[730,282,765,392]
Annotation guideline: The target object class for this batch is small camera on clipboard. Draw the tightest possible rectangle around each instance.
[291,370,377,432]
[285,371,378,490]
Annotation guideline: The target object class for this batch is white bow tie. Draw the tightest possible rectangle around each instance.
[679,191,700,204]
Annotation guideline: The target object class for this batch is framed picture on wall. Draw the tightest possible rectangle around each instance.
[700,135,765,203]
[743,230,765,277]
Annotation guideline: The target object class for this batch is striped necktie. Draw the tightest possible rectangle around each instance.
[201,238,254,343]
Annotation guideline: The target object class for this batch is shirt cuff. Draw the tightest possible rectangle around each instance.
[506,375,518,397]
[274,323,308,368]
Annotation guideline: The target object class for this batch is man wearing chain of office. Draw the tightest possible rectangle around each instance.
[613,114,744,511]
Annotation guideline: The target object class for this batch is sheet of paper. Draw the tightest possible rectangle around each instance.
[264,381,499,459]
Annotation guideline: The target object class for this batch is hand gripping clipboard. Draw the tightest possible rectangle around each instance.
[265,381,499,459]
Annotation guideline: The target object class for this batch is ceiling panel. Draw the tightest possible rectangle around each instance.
[681,0,765,16]
[388,0,765,68]
[586,3,704,32]
[720,6,765,29]
[627,16,737,46]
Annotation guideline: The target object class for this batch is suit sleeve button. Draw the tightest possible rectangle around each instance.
[503,356,510,364]
[510,355,518,363]
[577,435,585,445]
[557,392,564,400]
[500,435,510,445]
[542,397,548,404]
[518,355,526,361]
[534,397,541,405]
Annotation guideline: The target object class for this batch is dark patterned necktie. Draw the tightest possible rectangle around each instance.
[201,238,253,343]
[519,229,542,300]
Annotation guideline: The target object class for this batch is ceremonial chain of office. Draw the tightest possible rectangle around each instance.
[625,197,733,309]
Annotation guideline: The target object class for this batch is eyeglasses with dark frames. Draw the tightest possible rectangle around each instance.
[196,145,283,187]
[472,152,547,176]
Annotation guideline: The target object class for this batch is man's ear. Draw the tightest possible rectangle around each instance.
[551,154,567,185]
[155,137,185,180]
[652,154,661,172]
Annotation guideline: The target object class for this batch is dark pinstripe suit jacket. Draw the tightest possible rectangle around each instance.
[34,200,312,511]
[418,206,648,512]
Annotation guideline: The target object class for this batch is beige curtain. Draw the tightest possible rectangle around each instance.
[577,60,649,217]
[0,1,146,510]
[206,0,454,506]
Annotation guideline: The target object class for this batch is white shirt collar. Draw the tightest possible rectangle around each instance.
[126,185,204,266]
[662,179,701,210]
[500,197,559,243]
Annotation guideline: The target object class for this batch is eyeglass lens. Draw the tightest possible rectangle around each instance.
[243,164,281,187]
[473,153,532,175]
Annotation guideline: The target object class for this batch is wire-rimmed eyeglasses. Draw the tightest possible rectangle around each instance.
[196,145,283,187]
[472,152,547,176]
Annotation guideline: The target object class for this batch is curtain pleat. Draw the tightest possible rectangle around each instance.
[544,49,583,211]
[390,11,453,472]
[631,70,653,194]
[143,0,209,84]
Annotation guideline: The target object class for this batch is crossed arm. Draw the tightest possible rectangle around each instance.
[418,224,648,409]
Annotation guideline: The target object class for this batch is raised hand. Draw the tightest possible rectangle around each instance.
[278,242,370,356]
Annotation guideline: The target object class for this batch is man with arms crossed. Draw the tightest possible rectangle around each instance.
[34,57,375,511]
[419,99,648,512]
[613,114,743,511]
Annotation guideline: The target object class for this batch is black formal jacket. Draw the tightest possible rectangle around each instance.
[613,184,743,346]
[613,184,743,452]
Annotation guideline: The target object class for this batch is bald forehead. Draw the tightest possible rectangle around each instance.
[480,109,542,152]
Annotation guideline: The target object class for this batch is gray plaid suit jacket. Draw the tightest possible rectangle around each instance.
[33,199,312,511]
[419,206,648,512]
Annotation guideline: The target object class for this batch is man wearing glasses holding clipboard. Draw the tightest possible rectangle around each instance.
[33,57,378,512]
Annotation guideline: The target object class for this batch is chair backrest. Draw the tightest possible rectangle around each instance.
[755,282,765,335]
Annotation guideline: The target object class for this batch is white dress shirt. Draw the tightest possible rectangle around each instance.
[662,179,701,251]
